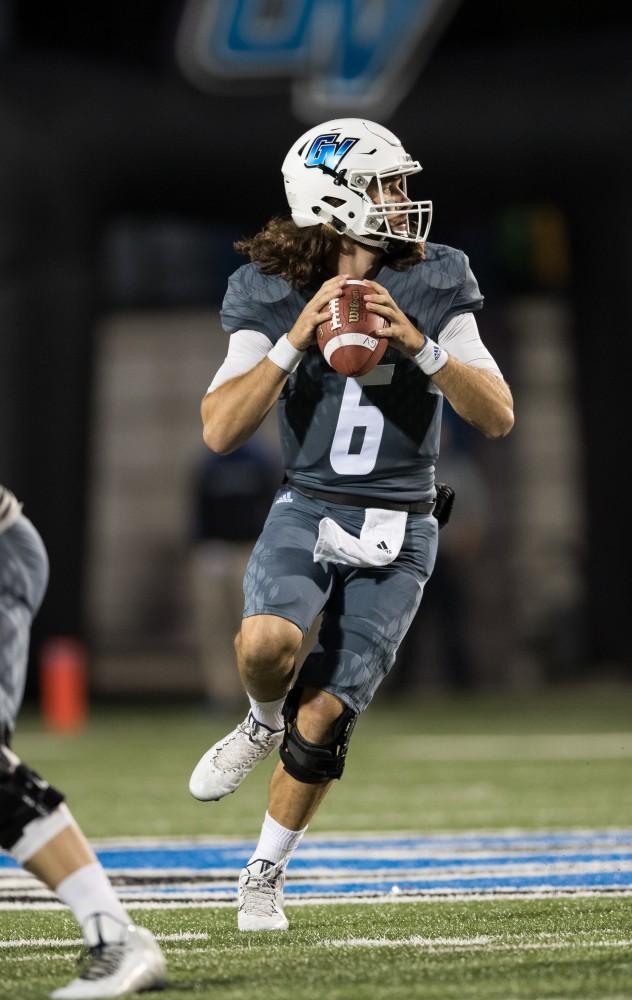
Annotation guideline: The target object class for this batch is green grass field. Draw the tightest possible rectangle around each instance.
[3,898,632,1000]
[1,684,632,999]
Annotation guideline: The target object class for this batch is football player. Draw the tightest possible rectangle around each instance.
[0,485,166,998]
[189,119,513,929]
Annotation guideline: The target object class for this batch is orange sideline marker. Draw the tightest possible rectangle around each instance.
[40,637,88,731]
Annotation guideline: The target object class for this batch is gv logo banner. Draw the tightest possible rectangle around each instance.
[177,0,462,122]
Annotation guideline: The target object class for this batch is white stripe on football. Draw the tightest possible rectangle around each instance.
[323,333,380,364]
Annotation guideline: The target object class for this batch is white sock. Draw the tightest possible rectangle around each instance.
[56,862,130,942]
[248,811,307,866]
[248,694,285,732]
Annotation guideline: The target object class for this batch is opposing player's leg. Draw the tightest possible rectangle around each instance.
[239,506,438,930]
[0,739,166,998]
[188,490,335,801]
[0,507,166,997]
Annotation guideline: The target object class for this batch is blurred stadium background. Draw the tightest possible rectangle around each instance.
[2,3,632,997]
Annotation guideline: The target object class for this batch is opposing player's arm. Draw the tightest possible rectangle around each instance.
[364,283,514,439]
[202,276,348,453]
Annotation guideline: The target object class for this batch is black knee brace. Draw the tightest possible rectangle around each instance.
[0,744,65,849]
[279,686,357,784]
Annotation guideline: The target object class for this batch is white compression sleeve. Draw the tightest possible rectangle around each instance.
[207,329,273,393]
[437,313,503,376]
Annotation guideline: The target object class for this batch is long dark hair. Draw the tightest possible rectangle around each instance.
[234,217,425,290]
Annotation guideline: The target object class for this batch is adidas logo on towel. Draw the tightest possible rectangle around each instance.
[275,490,294,504]
[376,540,391,554]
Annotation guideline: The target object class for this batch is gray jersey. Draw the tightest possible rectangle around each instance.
[221,243,483,501]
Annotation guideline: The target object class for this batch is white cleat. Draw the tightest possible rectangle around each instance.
[238,858,289,932]
[50,914,166,999]
[188,712,283,801]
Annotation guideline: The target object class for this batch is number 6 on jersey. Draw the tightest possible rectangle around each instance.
[330,379,385,475]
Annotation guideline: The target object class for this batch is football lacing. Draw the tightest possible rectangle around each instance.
[329,296,342,331]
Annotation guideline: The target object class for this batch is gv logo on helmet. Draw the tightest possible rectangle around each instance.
[305,134,358,171]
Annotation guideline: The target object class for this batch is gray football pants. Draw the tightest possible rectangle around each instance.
[0,515,49,732]
[243,487,438,714]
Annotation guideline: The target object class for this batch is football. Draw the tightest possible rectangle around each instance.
[317,279,389,376]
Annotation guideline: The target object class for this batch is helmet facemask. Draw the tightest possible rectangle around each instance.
[346,166,432,248]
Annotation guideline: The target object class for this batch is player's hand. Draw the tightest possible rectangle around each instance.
[364,280,426,357]
[287,275,350,351]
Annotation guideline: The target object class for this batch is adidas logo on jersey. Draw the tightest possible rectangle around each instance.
[275,490,294,504]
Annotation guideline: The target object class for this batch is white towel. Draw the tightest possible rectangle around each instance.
[314,509,408,568]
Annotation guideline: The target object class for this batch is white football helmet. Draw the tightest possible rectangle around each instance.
[281,118,432,249]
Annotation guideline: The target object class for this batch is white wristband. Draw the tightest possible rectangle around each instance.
[412,336,449,376]
[267,334,305,373]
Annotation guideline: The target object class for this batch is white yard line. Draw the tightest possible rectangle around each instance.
[323,935,632,951]
[0,931,209,950]
[2,886,632,911]
[4,931,632,960]
[325,935,492,948]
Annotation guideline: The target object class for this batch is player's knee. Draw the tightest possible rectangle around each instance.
[280,686,357,784]
[296,687,344,743]
[0,743,67,859]
[237,615,303,676]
